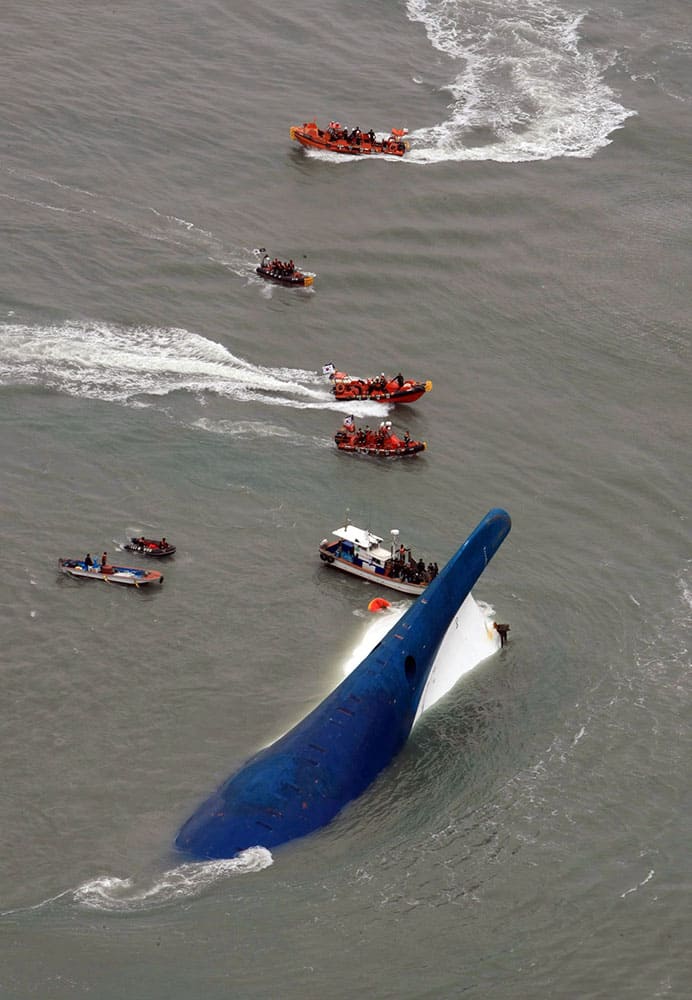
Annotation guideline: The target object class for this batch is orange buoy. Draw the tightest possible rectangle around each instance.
[368,597,391,612]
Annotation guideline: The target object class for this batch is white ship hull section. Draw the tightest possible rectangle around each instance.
[342,594,499,725]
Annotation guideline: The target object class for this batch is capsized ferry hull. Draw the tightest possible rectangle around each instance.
[175,508,511,859]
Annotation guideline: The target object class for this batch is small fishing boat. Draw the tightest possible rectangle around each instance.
[319,520,438,595]
[290,121,409,157]
[58,559,164,586]
[334,419,426,458]
[124,536,176,557]
[326,366,432,404]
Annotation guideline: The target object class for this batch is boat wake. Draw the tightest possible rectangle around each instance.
[0,321,387,425]
[305,0,634,164]
[405,0,635,162]
[0,165,255,278]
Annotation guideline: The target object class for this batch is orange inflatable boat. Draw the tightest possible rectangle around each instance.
[328,369,432,404]
[290,121,409,157]
[334,419,426,458]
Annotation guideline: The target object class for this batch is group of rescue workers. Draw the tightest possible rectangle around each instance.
[261,254,298,278]
[133,536,169,550]
[384,549,439,586]
[325,122,406,153]
[335,417,412,450]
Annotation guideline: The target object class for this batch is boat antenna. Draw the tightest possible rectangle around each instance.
[344,507,350,528]
[390,528,399,559]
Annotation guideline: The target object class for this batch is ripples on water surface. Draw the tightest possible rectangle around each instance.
[1,0,690,996]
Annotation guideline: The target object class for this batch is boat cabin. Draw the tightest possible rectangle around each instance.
[330,524,393,570]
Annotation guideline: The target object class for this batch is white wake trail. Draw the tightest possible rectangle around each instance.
[405,0,634,162]
[0,321,384,423]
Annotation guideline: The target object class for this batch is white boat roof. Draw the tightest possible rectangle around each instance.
[332,523,383,548]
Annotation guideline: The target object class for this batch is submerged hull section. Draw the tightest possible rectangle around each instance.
[175,508,511,860]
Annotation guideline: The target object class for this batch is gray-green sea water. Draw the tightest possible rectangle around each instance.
[1,1,690,996]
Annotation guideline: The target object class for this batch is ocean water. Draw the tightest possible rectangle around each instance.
[1,0,690,997]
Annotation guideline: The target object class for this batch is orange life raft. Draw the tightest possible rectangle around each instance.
[290,121,409,157]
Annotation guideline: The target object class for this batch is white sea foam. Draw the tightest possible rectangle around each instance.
[0,848,273,917]
[71,848,273,912]
[301,0,635,166]
[405,0,635,162]
[0,322,385,427]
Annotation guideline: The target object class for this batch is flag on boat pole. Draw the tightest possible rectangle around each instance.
[322,362,336,377]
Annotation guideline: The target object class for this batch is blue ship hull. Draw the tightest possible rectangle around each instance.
[175,508,511,860]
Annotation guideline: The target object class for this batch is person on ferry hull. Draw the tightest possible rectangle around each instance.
[494,622,511,647]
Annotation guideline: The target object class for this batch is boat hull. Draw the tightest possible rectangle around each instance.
[333,379,432,404]
[290,125,408,158]
[58,559,163,586]
[175,508,511,860]
[319,545,426,595]
[123,538,176,557]
[335,440,426,458]
[256,266,313,287]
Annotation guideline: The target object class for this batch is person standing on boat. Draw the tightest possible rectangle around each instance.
[261,252,271,269]
[84,553,93,568]
[100,552,108,569]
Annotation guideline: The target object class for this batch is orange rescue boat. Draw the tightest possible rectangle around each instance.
[328,369,432,404]
[290,121,409,157]
[334,419,426,458]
